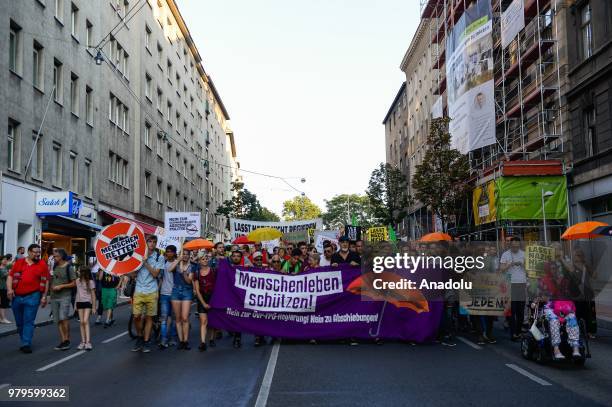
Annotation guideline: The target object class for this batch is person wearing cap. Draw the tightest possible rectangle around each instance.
[252,252,264,268]
[250,242,268,266]
[331,237,361,266]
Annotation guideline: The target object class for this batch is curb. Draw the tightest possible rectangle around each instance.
[0,300,130,338]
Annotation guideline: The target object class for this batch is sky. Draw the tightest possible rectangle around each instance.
[176,0,420,217]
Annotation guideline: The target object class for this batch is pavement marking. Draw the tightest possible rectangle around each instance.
[254,342,280,407]
[457,336,482,350]
[36,351,87,372]
[102,331,129,344]
[0,384,10,390]
[506,364,552,386]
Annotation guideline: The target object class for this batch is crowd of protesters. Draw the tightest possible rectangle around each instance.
[2,234,599,356]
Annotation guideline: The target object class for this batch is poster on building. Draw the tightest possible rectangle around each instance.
[164,212,201,238]
[501,0,525,48]
[472,180,497,226]
[460,273,511,316]
[366,226,389,242]
[525,245,555,279]
[496,176,568,221]
[445,0,495,154]
[230,218,322,240]
[432,96,444,119]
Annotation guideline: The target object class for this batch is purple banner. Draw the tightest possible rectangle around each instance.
[208,261,443,342]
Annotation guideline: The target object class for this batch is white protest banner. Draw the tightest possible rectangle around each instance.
[164,212,201,238]
[314,230,340,253]
[501,0,525,49]
[230,218,323,240]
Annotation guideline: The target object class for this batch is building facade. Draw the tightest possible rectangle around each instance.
[565,0,612,225]
[1,0,238,260]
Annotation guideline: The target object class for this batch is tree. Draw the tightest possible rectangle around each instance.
[322,194,375,229]
[216,181,280,223]
[412,117,470,231]
[366,163,412,227]
[282,196,322,221]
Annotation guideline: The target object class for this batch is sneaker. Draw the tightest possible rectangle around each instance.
[142,341,152,353]
[168,339,177,347]
[159,340,169,349]
[77,342,86,350]
[209,339,216,348]
[375,338,384,346]
[441,337,456,347]
[183,342,191,351]
[95,316,102,325]
[486,336,497,344]
[177,341,185,350]
[477,336,486,345]
[309,339,317,345]
[198,342,207,352]
[85,343,93,351]
[1,319,12,324]
[108,319,115,327]
[131,338,143,352]
[20,346,32,354]
[55,341,70,351]
[349,338,358,346]
[254,337,263,347]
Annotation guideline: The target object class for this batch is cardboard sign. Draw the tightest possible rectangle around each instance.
[460,273,511,316]
[366,227,389,242]
[155,226,182,252]
[95,221,146,275]
[164,212,201,238]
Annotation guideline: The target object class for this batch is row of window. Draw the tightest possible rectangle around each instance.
[143,171,202,212]
[8,119,93,196]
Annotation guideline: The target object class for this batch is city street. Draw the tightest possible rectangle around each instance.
[1,304,611,407]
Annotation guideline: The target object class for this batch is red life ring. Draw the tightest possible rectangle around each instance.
[95,221,146,276]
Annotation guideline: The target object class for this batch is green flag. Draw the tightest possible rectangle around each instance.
[388,225,397,242]
[351,213,358,227]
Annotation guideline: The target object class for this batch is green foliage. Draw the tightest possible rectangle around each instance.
[411,117,470,231]
[322,194,375,229]
[366,163,412,227]
[282,196,322,221]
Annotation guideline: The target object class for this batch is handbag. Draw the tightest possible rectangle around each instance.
[123,277,136,297]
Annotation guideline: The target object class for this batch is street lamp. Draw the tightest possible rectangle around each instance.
[541,190,554,244]
[94,50,104,66]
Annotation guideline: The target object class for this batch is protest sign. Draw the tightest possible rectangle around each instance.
[366,226,389,242]
[282,229,309,244]
[154,227,182,252]
[314,230,339,253]
[525,245,555,278]
[208,261,442,341]
[261,239,280,254]
[459,273,511,316]
[95,221,146,275]
[343,225,362,241]
[164,212,201,238]
[230,218,322,240]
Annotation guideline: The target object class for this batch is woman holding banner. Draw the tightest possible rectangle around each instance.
[171,250,194,350]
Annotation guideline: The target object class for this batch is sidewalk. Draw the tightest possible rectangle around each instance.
[0,296,130,337]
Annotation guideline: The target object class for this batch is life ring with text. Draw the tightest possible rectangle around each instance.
[95,221,146,276]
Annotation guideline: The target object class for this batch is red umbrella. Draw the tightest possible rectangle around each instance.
[347,272,429,313]
[233,235,255,244]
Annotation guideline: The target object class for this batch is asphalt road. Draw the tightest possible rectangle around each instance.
[1,305,611,407]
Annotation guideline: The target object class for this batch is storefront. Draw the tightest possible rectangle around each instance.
[36,191,101,267]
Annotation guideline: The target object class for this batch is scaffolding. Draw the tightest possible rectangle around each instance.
[420,0,566,174]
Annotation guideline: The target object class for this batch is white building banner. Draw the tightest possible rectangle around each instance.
[164,212,201,238]
[446,0,495,154]
[501,0,525,49]
[230,218,323,240]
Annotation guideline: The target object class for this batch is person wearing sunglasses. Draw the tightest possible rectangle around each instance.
[268,255,283,272]
[320,243,334,267]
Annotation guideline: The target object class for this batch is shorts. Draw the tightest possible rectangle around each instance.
[76,301,92,310]
[171,285,193,302]
[101,287,118,310]
[197,293,212,314]
[0,289,9,308]
[51,297,73,323]
[132,292,158,317]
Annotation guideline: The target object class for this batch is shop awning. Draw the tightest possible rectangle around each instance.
[57,215,103,231]
[102,211,159,235]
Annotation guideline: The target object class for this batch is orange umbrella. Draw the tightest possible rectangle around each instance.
[561,221,608,240]
[183,238,214,250]
[346,272,429,313]
[420,232,452,242]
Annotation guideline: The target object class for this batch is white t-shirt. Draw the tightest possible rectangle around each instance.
[500,249,526,283]
[319,257,331,267]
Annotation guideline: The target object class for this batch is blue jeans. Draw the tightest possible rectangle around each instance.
[12,291,41,347]
[171,285,193,301]
[159,294,177,343]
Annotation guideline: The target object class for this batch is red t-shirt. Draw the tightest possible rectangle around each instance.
[9,258,50,296]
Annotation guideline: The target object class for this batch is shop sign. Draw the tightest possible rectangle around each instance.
[35,191,74,216]
[78,203,97,223]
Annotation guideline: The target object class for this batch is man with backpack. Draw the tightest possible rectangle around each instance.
[49,249,77,351]
[131,235,165,353]
[6,244,50,353]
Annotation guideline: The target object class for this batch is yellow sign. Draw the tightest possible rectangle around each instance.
[473,180,496,226]
[525,245,554,278]
[366,226,389,242]
[460,273,511,316]
[307,228,315,238]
